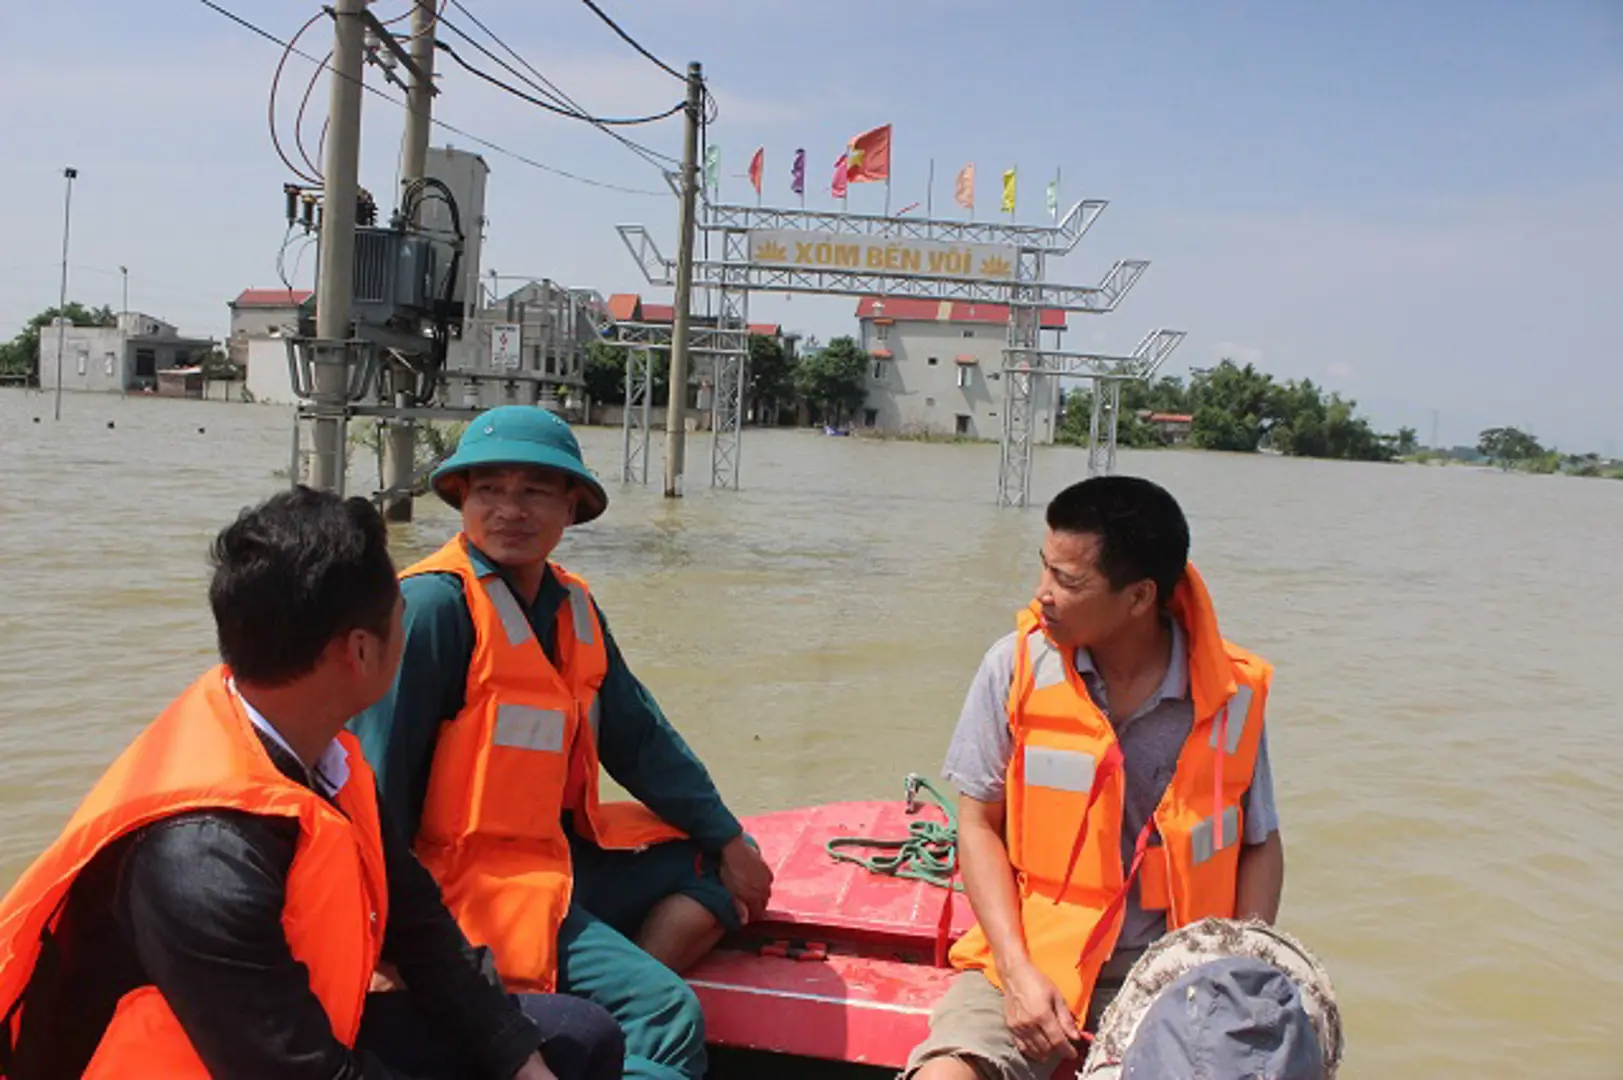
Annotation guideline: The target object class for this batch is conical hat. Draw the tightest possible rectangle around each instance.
[1080,917,1343,1079]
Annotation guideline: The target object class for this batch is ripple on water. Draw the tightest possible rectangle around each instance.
[2,393,1621,1077]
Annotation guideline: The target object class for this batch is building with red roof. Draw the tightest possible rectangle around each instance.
[853,295,1067,443]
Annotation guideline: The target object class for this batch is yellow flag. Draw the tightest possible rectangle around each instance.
[1001,168,1017,213]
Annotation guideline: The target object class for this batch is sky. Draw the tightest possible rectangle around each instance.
[4,0,1620,452]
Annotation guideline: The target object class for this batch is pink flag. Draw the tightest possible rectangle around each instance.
[954,163,975,210]
[748,147,763,195]
[832,153,849,199]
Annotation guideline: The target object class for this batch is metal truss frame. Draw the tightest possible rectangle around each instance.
[996,250,1046,508]
[701,200,1109,254]
[617,225,1147,313]
[618,193,1166,503]
[997,329,1186,492]
[710,274,750,490]
[622,348,653,484]
[1088,377,1125,477]
[593,317,749,486]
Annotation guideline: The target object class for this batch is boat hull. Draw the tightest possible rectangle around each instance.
[688,797,1080,1077]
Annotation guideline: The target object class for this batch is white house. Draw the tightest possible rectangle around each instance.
[854,297,1068,441]
[37,312,214,395]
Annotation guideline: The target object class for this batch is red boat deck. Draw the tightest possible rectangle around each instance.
[687,798,975,1070]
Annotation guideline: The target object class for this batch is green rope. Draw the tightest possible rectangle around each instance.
[825,774,964,891]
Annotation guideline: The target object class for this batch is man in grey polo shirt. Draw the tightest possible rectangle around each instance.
[905,476,1285,1080]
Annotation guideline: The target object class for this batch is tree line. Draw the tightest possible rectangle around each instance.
[1471,426,1623,478]
[1057,359,1415,462]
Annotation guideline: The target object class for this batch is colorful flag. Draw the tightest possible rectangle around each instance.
[1046,178,1058,218]
[845,124,892,183]
[954,163,975,210]
[832,153,848,199]
[1001,168,1017,213]
[748,147,764,196]
[703,144,720,193]
[790,148,806,195]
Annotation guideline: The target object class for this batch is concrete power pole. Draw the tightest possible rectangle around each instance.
[382,0,439,521]
[663,62,704,498]
[309,0,367,493]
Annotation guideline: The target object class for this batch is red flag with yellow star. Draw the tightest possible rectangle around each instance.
[845,124,891,183]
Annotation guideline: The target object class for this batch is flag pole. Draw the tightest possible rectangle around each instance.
[1053,166,1061,224]
[926,158,934,223]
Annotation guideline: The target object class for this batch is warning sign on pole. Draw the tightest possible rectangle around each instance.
[490,323,522,371]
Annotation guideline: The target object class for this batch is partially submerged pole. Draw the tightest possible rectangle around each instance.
[381,0,438,520]
[664,62,704,498]
[309,0,366,493]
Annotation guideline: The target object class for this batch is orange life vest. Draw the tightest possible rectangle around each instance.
[403,536,684,992]
[949,565,1271,1018]
[0,666,389,1079]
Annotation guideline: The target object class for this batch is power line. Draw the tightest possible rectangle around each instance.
[576,0,684,82]
[294,47,333,179]
[435,36,684,125]
[442,0,679,169]
[268,11,326,184]
[197,0,670,197]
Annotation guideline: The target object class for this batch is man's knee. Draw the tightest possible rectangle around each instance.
[639,893,725,973]
[903,971,1054,1080]
[514,993,626,1080]
[908,1053,985,1079]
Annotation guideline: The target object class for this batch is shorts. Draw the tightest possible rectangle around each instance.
[901,969,1126,1080]
[566,830,742,936]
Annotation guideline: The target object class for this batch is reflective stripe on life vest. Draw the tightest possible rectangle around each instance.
[0,666,388,1078]
[949,564,1272,1020]
[402,536,684,992]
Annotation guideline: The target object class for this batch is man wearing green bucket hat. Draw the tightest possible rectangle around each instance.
[351,405,772,1080]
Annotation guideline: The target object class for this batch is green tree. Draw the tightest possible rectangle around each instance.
[1477,426,1544,468]
[1058,358,1401,462]
[1188,360,1275,451]
[1191,404,1259,452]
[195,345,240,381]
[1269,383,1393,461]
[746,334,796,425]
[1057,374,1193,449]
[793,336,868,425]
[583,340,626,405]
[582,341,671,408]
[0,303,118,383]
[1395,426,1419,456]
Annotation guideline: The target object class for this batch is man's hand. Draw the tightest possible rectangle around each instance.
[511,1052,558,1080]
[368,963,405,993]
[1002,961,1080,1062]
[718,835,773,924]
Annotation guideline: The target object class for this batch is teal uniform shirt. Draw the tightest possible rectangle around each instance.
[349,542,744,855]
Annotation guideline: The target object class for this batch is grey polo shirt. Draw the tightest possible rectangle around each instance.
[943,618,1279,954]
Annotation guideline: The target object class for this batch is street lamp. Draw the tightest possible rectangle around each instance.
[119,265,128,324]
[53,166,78,422]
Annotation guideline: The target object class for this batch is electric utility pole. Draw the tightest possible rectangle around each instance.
[381,0,438,520]
[309,0,366,493]
[53,167,77,421]
[663,61,704,498]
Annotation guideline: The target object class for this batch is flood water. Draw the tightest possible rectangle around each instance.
[1,389,1619,1078]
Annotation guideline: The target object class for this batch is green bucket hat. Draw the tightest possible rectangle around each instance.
[430,405,608,524]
